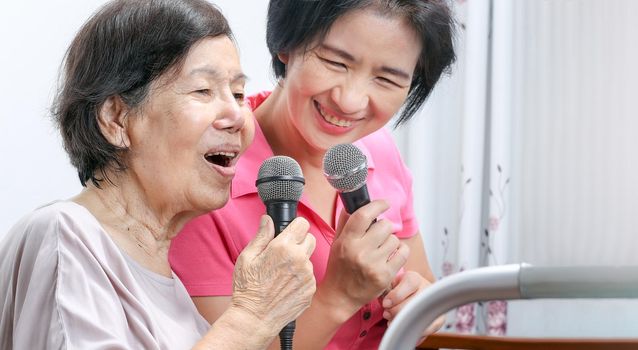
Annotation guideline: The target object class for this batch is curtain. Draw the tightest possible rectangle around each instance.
[394,0,511,335]
[393,0,638,338]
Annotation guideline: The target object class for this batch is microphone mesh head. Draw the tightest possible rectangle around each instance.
[256,156,304,203]
[323,144,368,192]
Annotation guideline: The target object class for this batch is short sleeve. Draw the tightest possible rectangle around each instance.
[360,128,420,240]
[169,213,235,296]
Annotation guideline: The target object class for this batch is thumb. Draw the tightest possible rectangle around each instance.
[278,217,310,244]
[243,215,275,256]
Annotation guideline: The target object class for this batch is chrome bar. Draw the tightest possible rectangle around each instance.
[380,264,638,350]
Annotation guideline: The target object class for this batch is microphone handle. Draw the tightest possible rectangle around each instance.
[340,184,371,214]
[265,201,298,235]
[264,200,298,350]
[279,321,295,349]
[340,184,377,226]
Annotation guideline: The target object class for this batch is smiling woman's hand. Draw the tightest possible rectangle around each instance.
[382,271,445,344]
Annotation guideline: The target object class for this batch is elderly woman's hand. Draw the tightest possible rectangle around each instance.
[230,215,316,337]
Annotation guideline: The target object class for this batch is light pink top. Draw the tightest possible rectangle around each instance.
[170,91,419,349]
[0,201,209,349]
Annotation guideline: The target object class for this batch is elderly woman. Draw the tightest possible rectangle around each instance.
[0,0,316,349]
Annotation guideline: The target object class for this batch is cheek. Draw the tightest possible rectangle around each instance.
[127,120,166,168]
[372,89,410,123]
[288,59,333,96]
[170,104,214,146]
[139,118,203,172]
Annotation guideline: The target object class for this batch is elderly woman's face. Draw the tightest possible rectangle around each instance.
[125,36,253,212]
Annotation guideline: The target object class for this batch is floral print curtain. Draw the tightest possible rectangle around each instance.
[395,0,514,336]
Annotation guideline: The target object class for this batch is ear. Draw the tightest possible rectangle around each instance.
[277,52,290,65]
[97,96,131,148]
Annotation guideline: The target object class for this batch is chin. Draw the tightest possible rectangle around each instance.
[207,194,230,211]
[191,188,230,213]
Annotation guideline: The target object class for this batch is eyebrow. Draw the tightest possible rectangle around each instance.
[189,67,248,84]
[319,43,411,82]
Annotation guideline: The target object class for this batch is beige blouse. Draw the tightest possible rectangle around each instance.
[0,201,210,349]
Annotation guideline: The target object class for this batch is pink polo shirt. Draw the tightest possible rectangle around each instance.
[169,91,419,349]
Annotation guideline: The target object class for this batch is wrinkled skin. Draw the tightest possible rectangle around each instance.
[231,215,317,336]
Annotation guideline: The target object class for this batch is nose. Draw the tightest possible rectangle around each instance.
[330,77,369,115]
[212,94,245,133]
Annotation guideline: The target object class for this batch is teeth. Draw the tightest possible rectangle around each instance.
[317,104,352,127]
[205,151,237,158]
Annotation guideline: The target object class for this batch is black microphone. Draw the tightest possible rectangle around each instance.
[323,144,371,215]
[256,155,305,234]
[255,155,305,350]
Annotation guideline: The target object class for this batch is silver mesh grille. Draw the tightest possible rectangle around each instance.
[256,156,304,202]
[323,143,368,192]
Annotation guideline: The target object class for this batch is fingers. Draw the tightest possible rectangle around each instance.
[386,241,410,274]
[338,200,390,239]
[279,217,310,244]
[276,217,316,257]
[242,215,274,256]
[365,220,400,255]
[413,314,446,345]
[384,271,420,308]
[425,314,446,335]
[336,200,399,265]
[382,271,423,320]
[339,201,401,267]
[382,271,432,323]
[364,219,396,248]
[304,234,316,256]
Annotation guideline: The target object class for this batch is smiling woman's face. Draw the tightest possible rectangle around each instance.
[125,35,254,213]
[279,9,421,152]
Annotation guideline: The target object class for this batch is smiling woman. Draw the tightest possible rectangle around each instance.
[169,0,456,349]
[0,0,315,349]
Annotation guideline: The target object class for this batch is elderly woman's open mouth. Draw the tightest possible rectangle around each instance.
[204,151,237,167]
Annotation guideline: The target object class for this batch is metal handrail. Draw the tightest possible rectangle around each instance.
[379,264,638,350]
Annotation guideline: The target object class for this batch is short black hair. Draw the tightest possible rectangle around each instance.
[52,0,233,187]
[266,0,456,126]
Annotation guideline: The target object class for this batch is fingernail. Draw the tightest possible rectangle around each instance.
[383,311,391,320]
[382,299,392,308]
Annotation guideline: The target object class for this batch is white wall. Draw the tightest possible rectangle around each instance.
[0,0,272,237]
